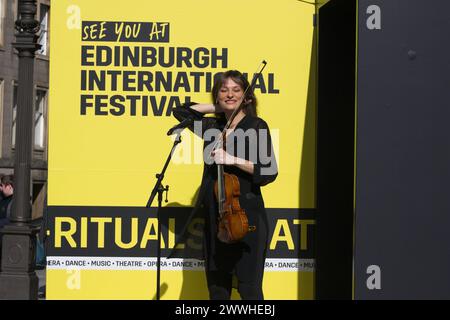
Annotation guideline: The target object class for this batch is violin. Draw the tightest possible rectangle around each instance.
[214,166,252,243]
[212,61,267,244]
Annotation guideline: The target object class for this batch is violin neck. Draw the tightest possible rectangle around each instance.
[217,164,226,215]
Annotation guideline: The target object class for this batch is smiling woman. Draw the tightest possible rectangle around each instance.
[169,70,278,300]
[211,71,258,118]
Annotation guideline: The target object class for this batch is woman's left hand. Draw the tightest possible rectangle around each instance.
[211,149,236,165]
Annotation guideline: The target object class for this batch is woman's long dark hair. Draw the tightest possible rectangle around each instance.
[212,70,258,117]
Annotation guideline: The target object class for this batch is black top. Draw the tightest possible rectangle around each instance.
[169,102,277,283]
[0,195,12,228]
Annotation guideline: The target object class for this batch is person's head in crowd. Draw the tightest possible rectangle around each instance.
[1,174,14,197]
[0,174,3,195]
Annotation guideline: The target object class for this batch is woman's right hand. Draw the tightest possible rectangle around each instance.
[190,103,223,114]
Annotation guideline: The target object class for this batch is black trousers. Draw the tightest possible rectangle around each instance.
[206,270,264,300]
[203,187,268,301]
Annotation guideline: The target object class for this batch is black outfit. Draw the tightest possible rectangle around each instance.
[170,103,277,300]
[0,195,12,259]
[0,195,12,227]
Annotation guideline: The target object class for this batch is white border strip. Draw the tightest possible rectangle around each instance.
[46,257,315,272]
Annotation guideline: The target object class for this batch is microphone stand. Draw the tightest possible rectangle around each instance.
[146,130,183,300]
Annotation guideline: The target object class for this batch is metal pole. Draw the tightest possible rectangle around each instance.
[0,0,41,300]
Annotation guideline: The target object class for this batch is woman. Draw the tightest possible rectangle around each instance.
[172,70,277,300]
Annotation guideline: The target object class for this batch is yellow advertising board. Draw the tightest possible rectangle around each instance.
[48,0,316,300]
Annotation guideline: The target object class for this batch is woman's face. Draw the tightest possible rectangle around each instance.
[217,78,244,112]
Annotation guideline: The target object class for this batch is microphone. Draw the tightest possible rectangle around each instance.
[167,117,194,135]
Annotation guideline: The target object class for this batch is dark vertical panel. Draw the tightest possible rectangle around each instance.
[316,0,356,299]
[355,0,450,299]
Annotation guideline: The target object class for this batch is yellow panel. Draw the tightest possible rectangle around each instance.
[49,0,316,209]
[48,0,316,299]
